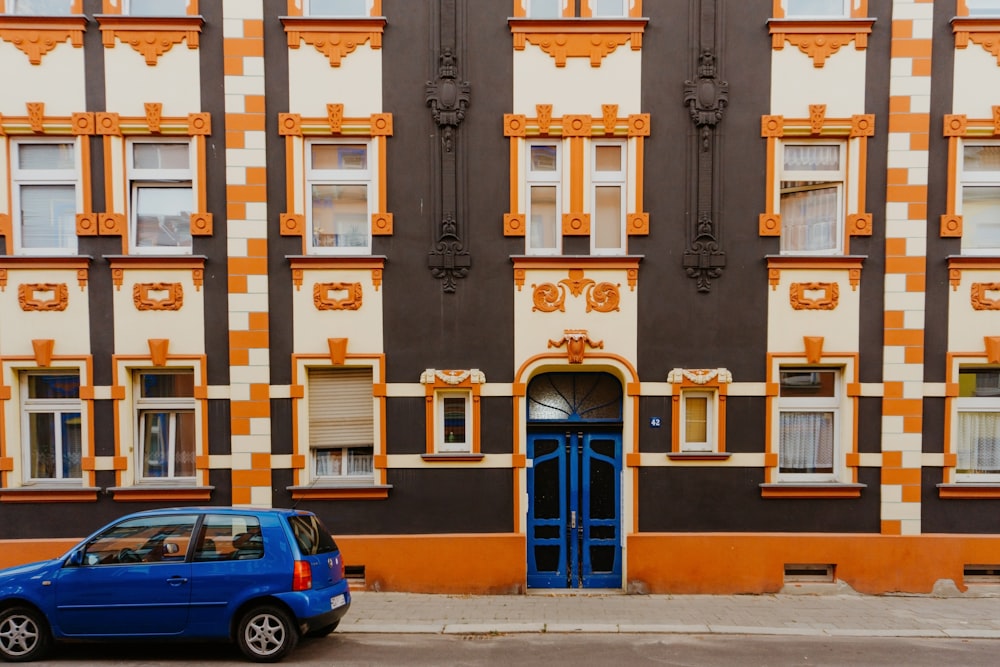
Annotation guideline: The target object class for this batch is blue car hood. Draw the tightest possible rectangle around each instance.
[0,558,61,581]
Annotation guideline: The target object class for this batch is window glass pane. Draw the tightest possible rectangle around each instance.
[29,374,80,399]
[315,448,342,476]
[594,145,622,172]
[29,412,55,479]
[443,396,466,445]
[961,187,1000,251]
[528,0,562,18]
[780,184,839,253]
[967,0,1000,17]
[784,144,840,171]
[779,370,836,397]
[61,413,82,478]
[308,0,368,15]
[312,144,367,170]
[958,412,1000,473]
[134,186,193,249]
[958,369,1000,397]
[963,145,1000,172]
[19,185,76,250]
[784,0,847,17]
[18,143,74,170]
[311,184,369,248]
[140,372,194,398]
[288,514,338,556]
[141,412,170,478]
[86,516,197,565]
[529,185,558,250]
[173,411,196,477]
[684,395,708,443]
[127,0,188,15]
[593,185,622,250]
[133,143,189,170]
[592,0,625,17]
[8,0,73,14]
[530,145,558,171]
[347,447,374,475]
[779,412,834,473]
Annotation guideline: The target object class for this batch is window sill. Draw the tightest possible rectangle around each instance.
[0,486,100,503]
[765,255,865,289]
[104,255,206,289]
[938,483,1000,499]
[421,453,485,463]
[667,452,732,462]
[953,18,1000,61]
[288,484,391,500]
[108,485,214,502]
[760,483,865,499]
[0,14,87,65]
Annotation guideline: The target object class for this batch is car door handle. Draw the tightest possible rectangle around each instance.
[167,576,189,586]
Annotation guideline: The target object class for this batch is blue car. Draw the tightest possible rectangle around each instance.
[0,507,351,663]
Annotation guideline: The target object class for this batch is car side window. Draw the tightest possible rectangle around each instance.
[192,515,263,562]
[83,515,197,565]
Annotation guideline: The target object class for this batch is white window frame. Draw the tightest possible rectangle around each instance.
[590,138,627,256]
[304,0,371,16]
[6,0,74,14]
[957,140,1000,256]
[436,390,472,454]
[10,138,80,256]
[20,371,83,484]
[123,0,189,15]
[525,140,563,256]
[307,366,375,483]
[782,0,850,18]
[776,367,842,483]
[679,389,716,453]
[953,367,1000,483]
[134,369,197,484]
[127,137,195,256]
[777,140,846,256]
[305,138,373,256]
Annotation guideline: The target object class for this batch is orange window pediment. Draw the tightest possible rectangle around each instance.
[281,16,386,67]
[95,14,203,66]
[769,18,875,68]
[508,18,648,67]
[0,14,87,65]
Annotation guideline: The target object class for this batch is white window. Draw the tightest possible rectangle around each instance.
[777,368,839,481]
[11,140,78,255]
[308,368,374,481]
[680,390,715,453]
[128,139,194,254]
[591,140,626,255]
[958,143,1000,255]
[6,0,73,13]
[783,0,849,18]
[306,140,372,254]
[955,368,1000,482]
[124,0,188,15]
[135,370,196,482]
[967,0,1000,17]
[526,141,561,255]
[437,391,471,453]
[590,0,626,17]
[778,142,845,255]
[526,0,564,18]
[306,0,369,16]
[21,372,82,483]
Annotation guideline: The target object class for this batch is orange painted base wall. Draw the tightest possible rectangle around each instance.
[0,539,77,569]
[628,533,1000,595]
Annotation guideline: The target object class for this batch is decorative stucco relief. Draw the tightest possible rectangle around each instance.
[313,282,363,311]
[971,282,1000,310]
[790,282,839,310]
[133,282,184,311]
[18,283,68,312]
[531,269,620,313]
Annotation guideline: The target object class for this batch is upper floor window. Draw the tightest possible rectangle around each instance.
[10,140,79,256]
[958,143,1000,255]
[308,367,375,481]
[307,140,372,254]
[306,0,369,16]
[5,0,73,13]
[955,368,1000,481]
[124,0,189,15]
[526,0,564,18]
[592,140,626,255]
[21,372,82,483]
[589,0,628,17]
[526,142,561,255]
[680,390,714,453]
[782,0,849,18]
[438,392,471,453]
[778,142,845,255]
[128,139,194,255]
[777,368,840,482]
[966,0,1000,17]
[135,370,196,482]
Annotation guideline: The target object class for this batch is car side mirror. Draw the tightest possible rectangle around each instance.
[66,549,84,567]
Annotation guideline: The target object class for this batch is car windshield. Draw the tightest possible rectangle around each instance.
[287,514,338,555]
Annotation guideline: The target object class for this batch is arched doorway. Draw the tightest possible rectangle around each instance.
[526,372,623,589]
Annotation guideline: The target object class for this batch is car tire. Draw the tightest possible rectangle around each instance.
[305,620,339,638]
[0,606,52,663]
[236,604,299,663]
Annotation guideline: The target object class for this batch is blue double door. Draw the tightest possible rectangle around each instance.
[527,429,622,589]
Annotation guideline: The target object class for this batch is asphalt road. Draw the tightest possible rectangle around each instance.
[29,632,1000,666]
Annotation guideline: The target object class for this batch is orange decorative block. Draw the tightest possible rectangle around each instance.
[371,212,393,235]
[940,214,962,237]
[280,213,305,236]
[562,213,590,236]
[504,213,526,236]
[190,212,213,236]
[759,213,781,236]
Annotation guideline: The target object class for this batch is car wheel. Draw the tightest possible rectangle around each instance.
[305,621,339,638]
[236,605,298,663]
[0,606,51,663]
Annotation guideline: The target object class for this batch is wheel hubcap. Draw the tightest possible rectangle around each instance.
[245,613,285,656]
[0,615,39,656]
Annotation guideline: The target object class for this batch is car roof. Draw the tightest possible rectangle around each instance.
[117,507,309,519]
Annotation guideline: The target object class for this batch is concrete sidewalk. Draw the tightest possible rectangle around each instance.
[340,590,1000,639]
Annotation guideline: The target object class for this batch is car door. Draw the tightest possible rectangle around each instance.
[53,514,197,636]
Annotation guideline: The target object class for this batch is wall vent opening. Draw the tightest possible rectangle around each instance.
[965,565,1000,584]
[784,563,835,583]
[345,564,366,588]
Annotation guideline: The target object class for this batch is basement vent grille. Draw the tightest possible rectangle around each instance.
[345,564,366,589]
[784,563,835,583]
[965,565,1000,583]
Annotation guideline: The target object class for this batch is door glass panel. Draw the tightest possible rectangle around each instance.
[527,373,622,421]
[588,456,615,520]
[532,454,561,520]
[535,546,561,572]
[534,525,560,539]
[590,526,616,540]
[589,546,616,573]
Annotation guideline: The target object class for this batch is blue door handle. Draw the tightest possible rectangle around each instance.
[167,576,189,586]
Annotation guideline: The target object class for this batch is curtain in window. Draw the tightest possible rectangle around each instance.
[779,411,834,473]
[958,412,1000,473]
[780,185,838,252]
[19,185,76,250]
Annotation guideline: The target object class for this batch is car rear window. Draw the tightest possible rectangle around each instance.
[287,514,338,555]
